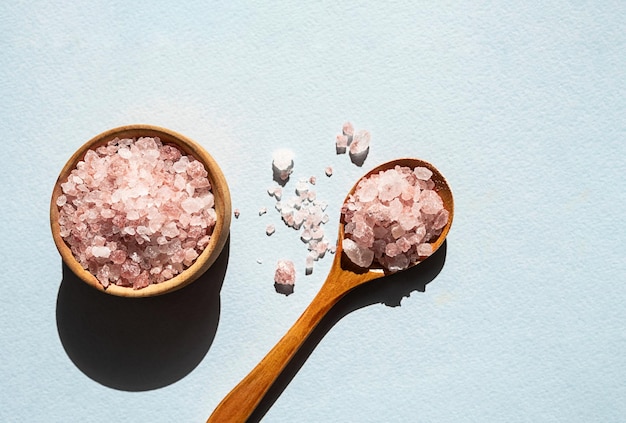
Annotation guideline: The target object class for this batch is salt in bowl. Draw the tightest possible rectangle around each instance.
[50,124,231,297]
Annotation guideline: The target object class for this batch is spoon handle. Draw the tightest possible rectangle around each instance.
[207,266,378,423]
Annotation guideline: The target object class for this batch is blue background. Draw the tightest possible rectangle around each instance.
[1,1,625,422]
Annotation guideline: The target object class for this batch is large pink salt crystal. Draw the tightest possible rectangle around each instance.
[349,130,370,156]
[341,165,448,272]
[274,260,296,296]
[342,238,374,268]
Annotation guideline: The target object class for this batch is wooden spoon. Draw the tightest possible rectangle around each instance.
[207,158,453,422]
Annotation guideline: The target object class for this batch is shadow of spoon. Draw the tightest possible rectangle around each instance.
[208,158,453,422]
[249,241,447,422]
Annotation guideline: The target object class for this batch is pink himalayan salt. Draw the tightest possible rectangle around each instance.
[266,224,275,236]
[274,259,296,295]
[325,167,333,177]
[342,122,354,139]
[234,209,240,218]
[305,252,315,275]
[58,136,215,289]
[341,165,448,272]
[268,174,333,278]
[336,135,348,154]
[267,185,283,200]
[349,130,370,156]
[275,179,331,260]
[335,122,371,165]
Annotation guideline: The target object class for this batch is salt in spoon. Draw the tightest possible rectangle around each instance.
[207,158,454,422]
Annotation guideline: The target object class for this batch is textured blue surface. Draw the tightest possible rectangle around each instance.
[2,2,625,422]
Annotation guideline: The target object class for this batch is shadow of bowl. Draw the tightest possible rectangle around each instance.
[56,238,230,391]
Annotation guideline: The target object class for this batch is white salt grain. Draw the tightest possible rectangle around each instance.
[272,149,295,182]
[274,260,296,295]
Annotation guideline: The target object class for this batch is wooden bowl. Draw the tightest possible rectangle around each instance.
[50,124,232,297]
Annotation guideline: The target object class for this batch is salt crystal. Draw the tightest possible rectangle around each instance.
[234,208,240,218]
[92,246,111,258]
[133,271,150,290]
[419,189,444,214]
[181,197,203,214]
[259,207,267,216]
[126,210,140,221]
[272,149,294,182]
[349,130,370,156]
[274,260,295,296]
[336,134,348,154]
[414,166,433,180]
[417,243,433,256]
[266,224,275,236]
[187,160,207,179]
[325,167,333,177]
[305,253,315,275]
[342,238,374,268]
[172,156,189,173]
[295,180,308,196]
[267,186,283,200]
[183,248,199,264]
[342,122,354,139]
[118,147,132,159]
[309,176,316,185]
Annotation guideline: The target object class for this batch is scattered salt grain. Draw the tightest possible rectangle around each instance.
[342,122,354,140]
[272,149,295,182]
[57,137,215,289]
[267,186,283,200]
[305,253,315,275]
[349,129,370,164]
[325,167,333,177]
[266,224,275,236]
[234,209,240,218]
[341,165,448,272]
[259,207,267,216]
[266,169,334,278]
[335,122,371,166]
[274,260,295,295]
[336,135,348,154]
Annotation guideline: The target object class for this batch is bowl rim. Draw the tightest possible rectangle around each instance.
[50,124,232,297]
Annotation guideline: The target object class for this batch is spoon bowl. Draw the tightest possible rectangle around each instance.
[207,158,453,422]
[50,124,232,297]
